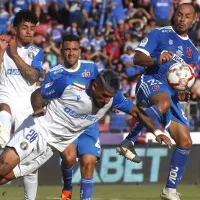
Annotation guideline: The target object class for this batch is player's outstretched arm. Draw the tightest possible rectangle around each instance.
[134,51,173,67]
[128,105,172,148]
[31,88,49,117]
[9,39,40,85]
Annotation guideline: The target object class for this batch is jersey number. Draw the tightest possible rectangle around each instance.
[147,79,162,86]
[25,129,38,143]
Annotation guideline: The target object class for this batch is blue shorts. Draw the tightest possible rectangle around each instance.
[73,125,101,159]
[136,74,189,130]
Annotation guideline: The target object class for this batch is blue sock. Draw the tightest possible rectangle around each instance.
[61,164,74,191]
[80,177,94,200]
[166,146,190,188]
[127,105,163,142]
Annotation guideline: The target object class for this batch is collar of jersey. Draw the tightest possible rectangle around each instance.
[17,44,31,49]
[171,26,189,40]
[62,60,81,72]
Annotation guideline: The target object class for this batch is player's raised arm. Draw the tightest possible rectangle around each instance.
[9,39,43,85]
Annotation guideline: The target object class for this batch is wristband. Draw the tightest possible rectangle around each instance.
[153,129,164,137]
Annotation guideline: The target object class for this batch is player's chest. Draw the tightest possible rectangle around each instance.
[158,35,194,61]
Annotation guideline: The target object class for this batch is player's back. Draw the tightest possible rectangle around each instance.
[136,26,198,81]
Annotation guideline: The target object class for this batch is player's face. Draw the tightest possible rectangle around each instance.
[61,41,81,69]
[174,5,196,36]
[91,79,115,108]
[15,21,36,46]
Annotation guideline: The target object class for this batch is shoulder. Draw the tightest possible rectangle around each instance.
[80,60,97,69]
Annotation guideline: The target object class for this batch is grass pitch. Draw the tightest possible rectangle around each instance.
[0,184,200,200]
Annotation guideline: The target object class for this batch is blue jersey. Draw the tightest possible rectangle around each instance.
[136,26,198,82]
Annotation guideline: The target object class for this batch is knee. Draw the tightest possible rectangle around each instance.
[177,134,193,148]
[81,161,95,178]
[156,99,171,114]
[61,152,76,167]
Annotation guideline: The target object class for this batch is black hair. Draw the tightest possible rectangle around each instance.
[62,34,80,43]
[13,10,38,27]
[98,69,120,93]
[176,3,197,17]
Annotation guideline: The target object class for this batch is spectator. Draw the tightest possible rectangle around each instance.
[66,21,81,36]
[0,4,9,35]
[150,0,174,27]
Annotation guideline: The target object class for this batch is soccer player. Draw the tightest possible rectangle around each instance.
[0,10,44,200]
[117,3,198,200]
[0,69,172,187]
[33,34,171,200]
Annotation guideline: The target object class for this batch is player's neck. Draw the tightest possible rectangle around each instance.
[173,26,188,38]
[63,61,78,70]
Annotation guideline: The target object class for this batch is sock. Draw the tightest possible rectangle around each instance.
[126,105,163,142]
[23,171,38,200]
[80,177,94,200]
[0,111,12,145]
[166,146,190,189]
[61,163,74,192]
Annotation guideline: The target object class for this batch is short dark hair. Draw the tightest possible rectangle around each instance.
[62,34,80,43]
[13,10,38,27]
[176,3,197,16]
[98,69,120,93]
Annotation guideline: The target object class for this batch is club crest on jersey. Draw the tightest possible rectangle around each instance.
[28,51,35,59]
[169,39,173,45]
[152,85,160,91]
[82,72,91,78]
[20,141,29,151]
[186,47,193,58]
[140,37,148,47]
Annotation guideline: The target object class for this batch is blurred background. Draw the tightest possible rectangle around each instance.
[1,0,200,193]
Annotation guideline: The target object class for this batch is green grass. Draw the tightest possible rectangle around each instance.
[0,185,200,199]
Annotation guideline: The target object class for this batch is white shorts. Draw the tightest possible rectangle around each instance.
[6,116,54,178]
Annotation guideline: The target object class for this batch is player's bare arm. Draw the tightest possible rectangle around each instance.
[134,51,173,67]
[0,37,8,67]
[31,88,49,117]
[9,39,40,85]
[128,105,172,148]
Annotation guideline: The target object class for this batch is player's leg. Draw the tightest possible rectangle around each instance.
[117,76,171,162]
[0,147,19,184]
[160,120,191,200]
[23,171,38,200]
[78,133,100,200]
[0,103,12,147]
[60,143,77,200]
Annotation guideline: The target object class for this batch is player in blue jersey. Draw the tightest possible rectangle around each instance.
[117,3,198,200]
[0,69,172,190]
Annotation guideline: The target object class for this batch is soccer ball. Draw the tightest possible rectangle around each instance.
[166,62,195,91]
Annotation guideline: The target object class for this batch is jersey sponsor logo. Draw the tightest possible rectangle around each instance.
[53,69,64,74]
[46,89,55,96]
[82,71,91,78]
[161,29,172,33]
[139,37,148,47]
[152,85,160,91]
[64,107,98,122]
[20,141,29,151]
[7,69,20,75]
[176,49,183,57]
[186,47,193,58]
[172,54,185,63]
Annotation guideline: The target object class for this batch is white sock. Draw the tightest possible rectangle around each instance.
[164,187,176,194]
[23,171,38,200]
[0,111,12,146]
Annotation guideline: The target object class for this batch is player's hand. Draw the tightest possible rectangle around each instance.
[157,51,173,64]
[9,39,18,57]
[155,134,172,148]
[32,108,46,117]
[0,36,8,53]
[176,88,191,102]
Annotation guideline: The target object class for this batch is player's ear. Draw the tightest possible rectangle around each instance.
[91,80,97,91]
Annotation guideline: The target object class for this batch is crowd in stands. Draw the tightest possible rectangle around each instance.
[1,0,200,133]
